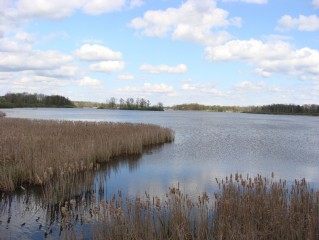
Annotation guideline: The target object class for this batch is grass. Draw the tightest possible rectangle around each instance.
[0,118,174,192]
[213,174,319,239]
[1,172,318,239]
[19,174,316,239]
[65,174,318,240]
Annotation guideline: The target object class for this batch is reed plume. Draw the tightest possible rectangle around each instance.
[85,175,319,240]
[0,118,174,191]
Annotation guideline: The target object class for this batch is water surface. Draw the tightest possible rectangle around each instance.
[1,108,319,239]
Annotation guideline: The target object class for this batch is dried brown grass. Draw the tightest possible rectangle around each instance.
[0,118,174,191]
[213,173,319,240]
[76,174,319,240]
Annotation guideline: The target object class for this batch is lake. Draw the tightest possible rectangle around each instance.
[1,108,319,239]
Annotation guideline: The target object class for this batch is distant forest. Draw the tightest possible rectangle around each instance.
[1,92,318,116]
[245,104,319,115]
[171,103,248,112]
[99,97,164,111]
[171,103,319,116]
[0,92,74,108]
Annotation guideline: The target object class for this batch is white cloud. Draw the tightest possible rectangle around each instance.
[313,0,319,7]
[117,73,135,80]
[77,76,102,87]
[140,64,187,74]
[0,38,32,52]
[36,65,82,79]
[277,15,319,32]
[205,39,319,80]
[15,0,126,18]
[0,50,73,72]
[129,0,240,45]
[117,83,174,94]
[32,75,70,86]
[0,35,82,89]
[0,32,34,52]
[82,0,125,15]
[205,39,292,61]
[0,72,13,83]
[235,81,267,91]
[15,31,34,43]
[129,0,144,8]
[11,74,71,88]
[0,0,130,36]
[75,44,122,61]
[181,83,228,96]
[222,0,267,3]
[15,0,82,19]
[89,61,125,72]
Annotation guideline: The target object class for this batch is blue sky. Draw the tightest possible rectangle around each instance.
[0,0,319,106]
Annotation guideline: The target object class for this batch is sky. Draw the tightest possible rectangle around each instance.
[0,0,319,106]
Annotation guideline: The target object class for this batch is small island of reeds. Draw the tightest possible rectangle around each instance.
[0,117,174,191]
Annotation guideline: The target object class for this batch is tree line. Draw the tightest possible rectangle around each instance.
[99,97,164,111]
[0,92,74,108]
[171,103,319,116]
[245,104,319,115]
[171,103,249,112]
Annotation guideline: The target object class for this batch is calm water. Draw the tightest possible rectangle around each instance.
[1,108,319,239]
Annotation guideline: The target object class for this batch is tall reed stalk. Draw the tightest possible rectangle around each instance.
[0,118,174,191]
[79,174,318,240]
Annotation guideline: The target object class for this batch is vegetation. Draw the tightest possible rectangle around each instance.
[99,97,164,111]
[73,101,101,108]
[2,92,318,116]
[0,118,174,191]
[0,111,5,118]
[52,174,319,239]
[244,104,319,116]
[171,103,319,116]
[171,103,249,112]
[0,92,74,108]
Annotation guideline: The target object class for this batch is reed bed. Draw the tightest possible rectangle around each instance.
[0,118,174,191]
[65,174,319,240]
[214,174,319,239]
[1,174,318,239]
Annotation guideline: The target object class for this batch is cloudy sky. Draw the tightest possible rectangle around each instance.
[1,0,319,106]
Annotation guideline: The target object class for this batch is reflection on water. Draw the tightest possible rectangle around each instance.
[1,108,319,238]
[0,151,156,239]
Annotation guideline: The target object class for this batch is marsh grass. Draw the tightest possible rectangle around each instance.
[74,174,318,240]
[1,174,318,239]
[213,174,319,239]
[0,118,174,191]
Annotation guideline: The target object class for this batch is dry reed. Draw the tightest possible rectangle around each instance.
[0,118,174,191]
[1,174,318,239]
[77,174,318,240]
[213,173,319,239]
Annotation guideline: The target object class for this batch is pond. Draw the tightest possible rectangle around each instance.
[1,108,319,239]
